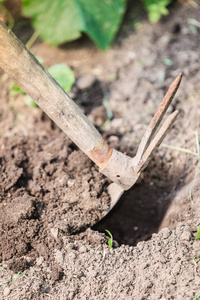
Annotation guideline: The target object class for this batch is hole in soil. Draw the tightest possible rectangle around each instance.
[93,180,177,246]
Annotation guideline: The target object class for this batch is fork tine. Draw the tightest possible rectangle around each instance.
[134,110,179,173]
[134,73,182,166]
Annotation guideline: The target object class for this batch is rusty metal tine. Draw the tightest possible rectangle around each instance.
[134,110,179,173]
[134,73,182,166]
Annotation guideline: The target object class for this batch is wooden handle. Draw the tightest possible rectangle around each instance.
[0,20,137,190]
[0,20,112,168]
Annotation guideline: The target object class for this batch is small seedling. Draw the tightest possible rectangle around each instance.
[162,57,173,66]
[0,271,40,286]
[162,232,174,249]
[192,252,200,268]
[99,286,106,295]
[194,253,200,259]
[144,0,172,23]
[194,290,200,300]
[105,229,113,249]
[196,226,200,240]
[187,18,200,35]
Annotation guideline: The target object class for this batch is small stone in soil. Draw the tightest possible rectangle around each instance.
[4,287,10,296]
[76,74,95,90]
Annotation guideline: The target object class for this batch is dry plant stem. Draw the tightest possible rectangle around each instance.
[162,144,198,156]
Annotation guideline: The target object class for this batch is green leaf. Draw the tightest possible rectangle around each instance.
[22,0,126,50]
[194,291,200,300]
[10,63,75,107]
[76,0,126,49]
[48,64,75,93]
[196,226,200,240]
[143,0,172,23]
[162,57,173,66]
[25,96,38,107]
[22,0,83,45]
[105,229,113,249]
[10,83,26,96]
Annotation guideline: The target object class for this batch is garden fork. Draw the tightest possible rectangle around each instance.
[0,20,182,214]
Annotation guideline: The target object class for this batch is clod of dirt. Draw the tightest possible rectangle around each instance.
[6,257,30,273]
[0,162,23,192]
[0,194,36,223]
[50,265,64,282]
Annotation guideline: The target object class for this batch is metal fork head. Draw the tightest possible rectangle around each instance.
[101,74,182,191]
[100,74,182,190]
[132,73,182,174]
[104,74,182,214]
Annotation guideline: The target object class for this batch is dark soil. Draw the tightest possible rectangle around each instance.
[0,3,200,299]
[0,135,110,262]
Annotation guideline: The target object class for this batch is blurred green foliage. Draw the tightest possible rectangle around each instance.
[196,226,200,240]
[21,0,173,50]
[143,0,172,23]
[22,0,126,50]
[10,63,75,107]
[48,64,75,93]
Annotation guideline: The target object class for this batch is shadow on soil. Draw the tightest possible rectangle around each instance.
[93,166,182,246]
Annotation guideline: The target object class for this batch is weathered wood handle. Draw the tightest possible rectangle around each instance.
[0,20,113,168]
[0,20,134,189]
